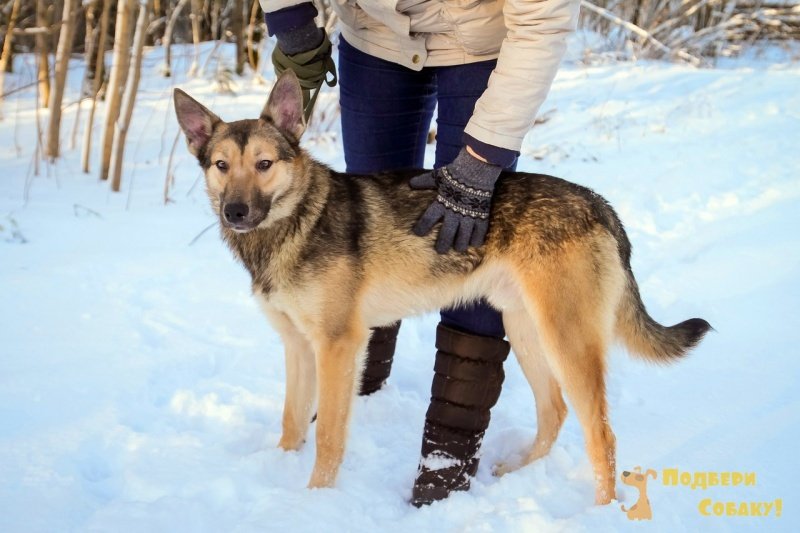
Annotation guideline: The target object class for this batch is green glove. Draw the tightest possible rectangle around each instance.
[271,32,337,122]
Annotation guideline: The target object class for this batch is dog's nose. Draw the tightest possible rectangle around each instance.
[224,203,249,223]
[622,471,630,477]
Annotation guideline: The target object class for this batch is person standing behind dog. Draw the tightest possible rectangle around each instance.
[259,0,580,506]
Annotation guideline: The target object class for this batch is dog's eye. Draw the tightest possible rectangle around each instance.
[256,160,272,172]
[215,160,229,172]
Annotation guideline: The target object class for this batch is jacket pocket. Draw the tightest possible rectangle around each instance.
[335,0,367,31]
[442,0,506,56]
[353,0,412,35]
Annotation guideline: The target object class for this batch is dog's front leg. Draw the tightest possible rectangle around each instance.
[258,300,317,451]
[278,328,316,451]
[307,326,368,489]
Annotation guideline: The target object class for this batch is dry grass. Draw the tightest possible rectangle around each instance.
[579,0,800,62]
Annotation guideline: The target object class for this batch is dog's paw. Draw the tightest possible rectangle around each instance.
[307,470,335,489]
[277,435,304,451]
[492,462,516,477]
[595,484,616,505]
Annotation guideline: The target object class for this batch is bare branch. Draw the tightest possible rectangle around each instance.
[580,0,706,65]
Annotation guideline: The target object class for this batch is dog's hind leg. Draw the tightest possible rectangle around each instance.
[307,323,369,489]
[258,300,317,451]
[494,308,567,476]
[517,252,618,505]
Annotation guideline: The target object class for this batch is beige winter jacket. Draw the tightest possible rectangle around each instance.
[260,0,580,153]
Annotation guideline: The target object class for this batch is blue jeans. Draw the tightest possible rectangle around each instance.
[338,38,511,339]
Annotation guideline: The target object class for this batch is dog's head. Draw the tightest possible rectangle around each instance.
[621,467,657,489]
[173,71,308,233]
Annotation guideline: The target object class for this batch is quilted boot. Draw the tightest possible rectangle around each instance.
[411,324,510,506]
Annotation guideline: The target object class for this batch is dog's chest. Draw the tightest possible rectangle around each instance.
[247,262,298,300]
[226,232,295,296]
[255,286,310,331]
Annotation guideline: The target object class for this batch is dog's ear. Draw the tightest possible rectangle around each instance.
[646,469,657,480]
[262,70,306,143]
[174,89,221,156]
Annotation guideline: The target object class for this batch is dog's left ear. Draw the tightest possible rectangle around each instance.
[646,469,657,480]
[262,70,306,143]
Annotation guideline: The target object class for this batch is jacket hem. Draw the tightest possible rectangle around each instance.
[338,26,499,70]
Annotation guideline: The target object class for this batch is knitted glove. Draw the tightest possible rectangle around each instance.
[410,147,501,254]
[271,20,337,121]
[273,17,324,55]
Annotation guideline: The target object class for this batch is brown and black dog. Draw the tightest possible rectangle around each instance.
[173,71,710,505]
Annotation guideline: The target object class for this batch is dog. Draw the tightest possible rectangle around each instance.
[621,467,657,520]
[173,70,710,505]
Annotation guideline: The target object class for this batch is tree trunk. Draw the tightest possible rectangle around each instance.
[81,0,110,173]
[99,0,134,181]
[211,0,220,42]
[189,0,201,75]
[45,0,77,159]
[1,0,21,74]
[51,0,63,53]
[92,0,111,98]
[0,0,22,115]
[147,0,165,44]
[70,0,100,150]
[246,0,261,71]
[36,0,51,108]
[34,59,43,176]
[233,0,246,75]
[109,0,151,192]
[162,0,189,77]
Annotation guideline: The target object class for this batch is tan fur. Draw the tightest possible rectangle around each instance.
[256,300,317,451]
[499,235,623,503]
[256,221,626,502]
[495,309,567,474]
[173,73,710,505]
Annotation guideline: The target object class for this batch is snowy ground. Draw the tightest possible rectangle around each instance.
[1,42,799,532]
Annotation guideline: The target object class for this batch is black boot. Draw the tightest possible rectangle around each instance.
[359,321,401,396]
[411,324,510,506]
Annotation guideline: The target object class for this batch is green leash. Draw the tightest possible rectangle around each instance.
[271,35,338,122]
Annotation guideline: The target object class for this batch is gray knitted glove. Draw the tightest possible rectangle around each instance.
[410,147,501,254]
[273,19,323,55]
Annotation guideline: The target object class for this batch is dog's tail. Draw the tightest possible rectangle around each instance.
[616,271,711,364]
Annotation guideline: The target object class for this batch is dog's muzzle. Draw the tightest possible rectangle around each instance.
[221,202,268,232]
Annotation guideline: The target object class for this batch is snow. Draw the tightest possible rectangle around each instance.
[420,452,463,472]
[1,43,799,531]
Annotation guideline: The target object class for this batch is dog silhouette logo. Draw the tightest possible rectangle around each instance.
[621,467,657,520]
